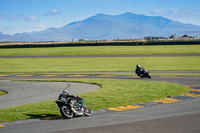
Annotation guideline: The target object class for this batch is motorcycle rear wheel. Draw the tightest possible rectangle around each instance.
[60,105,74,119]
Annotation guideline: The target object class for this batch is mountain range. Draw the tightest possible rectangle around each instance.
[1,12,200,42]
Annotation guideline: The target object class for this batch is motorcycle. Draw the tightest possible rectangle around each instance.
[135,64,151,79]
[56,88,91,119]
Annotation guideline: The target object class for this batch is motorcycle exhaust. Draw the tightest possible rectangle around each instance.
[71,107,77,114]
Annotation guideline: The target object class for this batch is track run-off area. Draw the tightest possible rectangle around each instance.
[0,53,200,133]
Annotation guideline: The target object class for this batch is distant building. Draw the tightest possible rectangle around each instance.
[144,36,168,40]
[181,35,194,38]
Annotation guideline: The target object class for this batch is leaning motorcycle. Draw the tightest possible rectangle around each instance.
[135,65,151,79]
[56,90,91,119]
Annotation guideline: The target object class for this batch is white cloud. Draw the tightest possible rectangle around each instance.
[7,14,24,20]
[143,8,200,25]
[44,9,62,16]
[24,16,38,21]
[146,8,196,18]
[0,14,38,21]
[0,14,5,19]
[38,24,47,28]
[170,9,195,17]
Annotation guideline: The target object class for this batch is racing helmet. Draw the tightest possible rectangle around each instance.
[136,64,140,67]
[61,90,68,95]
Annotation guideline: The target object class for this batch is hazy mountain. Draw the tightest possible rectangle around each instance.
[1,12,200,42]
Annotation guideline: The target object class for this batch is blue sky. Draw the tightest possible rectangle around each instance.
[0,0,199,35]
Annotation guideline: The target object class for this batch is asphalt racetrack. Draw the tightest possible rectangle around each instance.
[0,54,200,133]
[0,81,100,109]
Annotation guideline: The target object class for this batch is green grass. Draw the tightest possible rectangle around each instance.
[0,45,200,56]
[0,57,199,74]
[0,78,190,123]
[0,45,198,123]
[0,91,7,96]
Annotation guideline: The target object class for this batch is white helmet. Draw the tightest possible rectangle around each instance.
[61,90,68,95]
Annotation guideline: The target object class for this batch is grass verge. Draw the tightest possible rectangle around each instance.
[0,45,200,56]
[0,91,7,96]
[0,57,199,74]
[0,78,190,123]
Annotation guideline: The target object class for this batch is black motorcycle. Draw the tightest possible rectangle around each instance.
[56,90,91,119]
[135,64,151,79]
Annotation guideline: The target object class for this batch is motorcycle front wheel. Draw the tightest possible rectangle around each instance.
[60,105,74,119]
[84,106,91,116]
[146,72,151,79]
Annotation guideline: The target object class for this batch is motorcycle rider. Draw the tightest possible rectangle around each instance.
[135,64,145,77]
[58,90,76,100]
